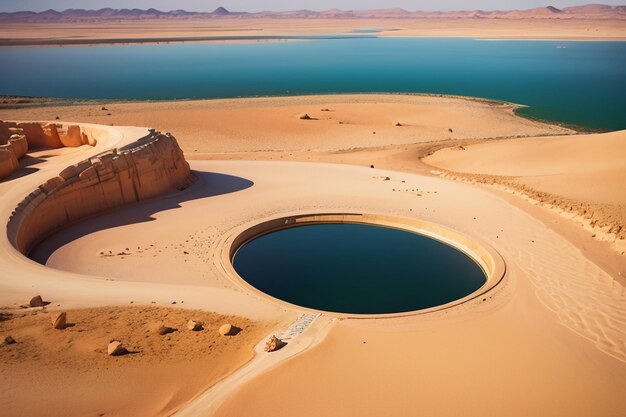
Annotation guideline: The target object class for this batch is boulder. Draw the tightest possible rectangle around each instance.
[52,312,67,329]
[29,295,45,307]
[219,323,240,336]
[264,335,286,352]
[298,113,312,120]
[3,336,16,346]
[187,320,203,331]
[107,340,128,356]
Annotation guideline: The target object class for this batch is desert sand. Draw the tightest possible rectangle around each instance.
[1,94,625,416]
[0,306,273,417]
[1,18,625,46]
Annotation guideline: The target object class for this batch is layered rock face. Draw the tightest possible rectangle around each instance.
[0,120,96,180]
[7,129,194,254]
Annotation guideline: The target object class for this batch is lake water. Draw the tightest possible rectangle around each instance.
[232,223,487,314]
[1,38,624,130]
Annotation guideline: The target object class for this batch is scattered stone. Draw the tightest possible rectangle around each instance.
[52,312,67,329]
[101,107,108,111]
[219,323,240,336]
[320,108,331,112]
[157,325,177,336]
[3,336,16,346]
[187,320,203,331]
[29,295,45,307]
[107,340,128,356]
[298,113,312,120]
[264,335,286,352]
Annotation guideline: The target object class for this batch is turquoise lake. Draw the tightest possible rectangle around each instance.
[233,223,486,314]
[0,38,624,130]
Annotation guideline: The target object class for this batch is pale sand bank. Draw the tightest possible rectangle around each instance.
[0,94,573,153]
[1,18,625,45]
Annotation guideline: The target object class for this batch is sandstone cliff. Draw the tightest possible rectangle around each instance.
[0,120,96,180]
[7,129,194,254]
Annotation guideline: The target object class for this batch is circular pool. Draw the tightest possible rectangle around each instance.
[230,216,495,315]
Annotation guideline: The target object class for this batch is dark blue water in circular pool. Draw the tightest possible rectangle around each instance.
[232,223,486,314]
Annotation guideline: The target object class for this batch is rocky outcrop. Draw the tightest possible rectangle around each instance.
[107,340,128,356]
[29,295,45,307]
[264,335,286,352]
[219,323,240,336]
[51,312,67,329]
[7,129,194,254]
[187,320,203,331]
[0,120,95,180]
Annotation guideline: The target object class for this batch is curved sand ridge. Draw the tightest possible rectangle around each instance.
[1,94,625,416]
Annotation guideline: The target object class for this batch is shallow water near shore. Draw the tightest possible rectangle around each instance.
[232,223,486,314]
[0,37,624,130]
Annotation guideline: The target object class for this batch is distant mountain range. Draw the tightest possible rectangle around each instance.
[1,4,625,22]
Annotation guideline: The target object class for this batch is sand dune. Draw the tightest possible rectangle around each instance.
[424,130,626,246]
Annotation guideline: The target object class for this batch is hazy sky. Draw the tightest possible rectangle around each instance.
[1,0,623,12]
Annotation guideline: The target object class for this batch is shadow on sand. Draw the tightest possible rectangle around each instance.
[29,171,254,264]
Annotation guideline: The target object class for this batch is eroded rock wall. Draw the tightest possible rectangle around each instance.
[0,120,96,180]
[7,129,194,254]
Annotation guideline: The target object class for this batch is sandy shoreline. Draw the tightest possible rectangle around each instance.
[1,93,625,416]
[1,18,625,46]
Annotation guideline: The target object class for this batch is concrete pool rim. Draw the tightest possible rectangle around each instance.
[220,212,507,319]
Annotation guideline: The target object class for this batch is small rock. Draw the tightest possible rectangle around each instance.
[187,320,203,331]
[298,113,312,120]
[3,336,16,346]
[171,301,177,305]
[52,312,67,330]
[29,295,45,307]
[107,340,128,356]
[393,121,402,126]
[157,325,176,336]
[219,323,240,336]
[264,335,286,352]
